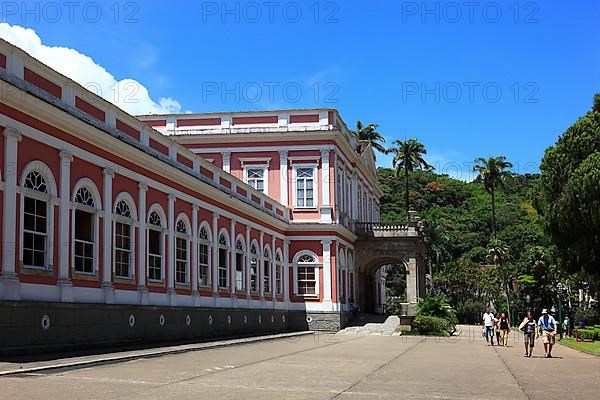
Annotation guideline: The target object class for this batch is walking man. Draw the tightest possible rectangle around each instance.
[482,308,495,346]
[538,308,557,358]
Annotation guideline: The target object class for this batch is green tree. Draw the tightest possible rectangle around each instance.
[487,240,513,319]
[387,139,432,218]
[537,93,600,278]
[473,156,513,238]
[353,120,387,154]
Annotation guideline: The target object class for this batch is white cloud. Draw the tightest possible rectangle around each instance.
[0,23,181,115]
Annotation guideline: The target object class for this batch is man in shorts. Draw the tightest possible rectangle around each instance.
[482,308,495,346]
[538,308,557,358]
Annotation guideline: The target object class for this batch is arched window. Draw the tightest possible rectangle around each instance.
[275,250,283,296]
[175,216,190,285]
[263,246,272,294]
[235,237,245,292]
[114,197,135,278]
[218,231,229,290]
[72,183,100,274]
[198,224,211,287]
[147,208,165,282]
[295,252,319,296]
[22,170,51,268]
[250,242,259,293]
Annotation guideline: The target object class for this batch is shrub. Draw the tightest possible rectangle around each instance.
[575,328,600,341]
[413,315,450,336]
[386,296,406,316]
[574,307,600,326]
[456,299,487,324]
[417,295,458,325]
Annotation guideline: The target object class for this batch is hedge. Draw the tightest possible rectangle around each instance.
[413,315,450,336]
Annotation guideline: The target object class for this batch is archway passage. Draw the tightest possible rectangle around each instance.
[354,235,426,315]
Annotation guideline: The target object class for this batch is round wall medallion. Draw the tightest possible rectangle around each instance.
[208,315,213,325]
[227,315,232,325]
[159,314,165,326]
[128,314,136,328]
[306,316,313,323]
[41,314,51,330]
[185,314,191,326]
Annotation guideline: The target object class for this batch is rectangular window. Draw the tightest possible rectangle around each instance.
[23,196,47,268]
[250,258,258,292]
[246,168,265,193]
[235,252,244,291]
[295,167,315,208]
[175,237,188,284]
[148,229,162,281]
[199,242,209,286]
[218,247,228,289]
[298,266,316,295]
[74,209,94,274]
[263,260,271,294]
[114,222,131,278]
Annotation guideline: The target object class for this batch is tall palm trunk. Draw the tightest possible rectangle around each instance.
[491,185,497,239]
[404,163,410,219]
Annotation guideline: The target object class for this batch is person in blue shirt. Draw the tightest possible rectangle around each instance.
[538,308,557,358]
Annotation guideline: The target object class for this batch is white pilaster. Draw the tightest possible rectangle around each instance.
[230,218,236,296]
[279,150,288,207]
[259,231,264,299]
[101,168,115,303]
[320,149,332,223]
[283,239,290,302]
[137,182,148,304]
[245,225,251,299]
[351,172,358,222]
[222,152,231,173]
[58,150,74,302]
[191,205,199,295]
[7,53,24,79]
[321,239,332,304]
[1,127,22,300]
[271,236,276,304]
[167,193,176,305]
[211,212,219,297]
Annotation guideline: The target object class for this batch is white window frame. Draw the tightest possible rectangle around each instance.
[113,195,137,280]
[198,222,212,288]
[263,245,272,295]
[235,235,246,292]
[147,206,166,283]
[71,179,101,276]
[217,229,230,290]
[275,249,283,296]
[293,250,321,298]
[249,240,259,293]
[292,163,318,209]
[19,162,57,271]
[175,215,191,285]
[243,164,269,195]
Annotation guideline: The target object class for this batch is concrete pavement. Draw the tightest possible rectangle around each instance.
[1,327,598,399]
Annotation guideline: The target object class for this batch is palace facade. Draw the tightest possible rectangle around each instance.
[0,39,388,353]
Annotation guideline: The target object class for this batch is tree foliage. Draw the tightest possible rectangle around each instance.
[537,93,600,278]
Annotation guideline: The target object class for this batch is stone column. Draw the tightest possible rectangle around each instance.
[58,150,74,302]
[211,212,219,297]
[167,193,176,305]
[279,151,288,207]
[406,256,418,303]
[101,168,115,304]
[259,231,264,299]
[271,236,276,303]
[137,182,148,304]
[321,239,332,304]
[230,218,236,296]
[1,127,22,300]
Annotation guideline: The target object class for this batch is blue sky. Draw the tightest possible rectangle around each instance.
[1,0,599,179]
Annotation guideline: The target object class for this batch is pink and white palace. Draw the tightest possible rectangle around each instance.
[0,39,415,354]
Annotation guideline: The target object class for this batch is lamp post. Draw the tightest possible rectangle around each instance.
[557,283,564,340]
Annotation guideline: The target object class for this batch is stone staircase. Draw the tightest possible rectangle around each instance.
[336,315,402,336]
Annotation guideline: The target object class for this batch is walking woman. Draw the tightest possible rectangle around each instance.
[494,313,501,346]
[519,312,537,357]
[499,313,510,346]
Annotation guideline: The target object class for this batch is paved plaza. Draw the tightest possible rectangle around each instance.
[1,328,599,399]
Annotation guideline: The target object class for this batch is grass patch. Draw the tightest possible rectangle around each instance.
[560,338,600,356]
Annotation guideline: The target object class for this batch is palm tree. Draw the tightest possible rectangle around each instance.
[387,139,432,218]
[424,220,450,293]
[353,120,387,154]
[473,156,513,238]
[487,240,512,320]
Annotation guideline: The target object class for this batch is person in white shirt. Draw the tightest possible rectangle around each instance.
[482,308,495,346]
